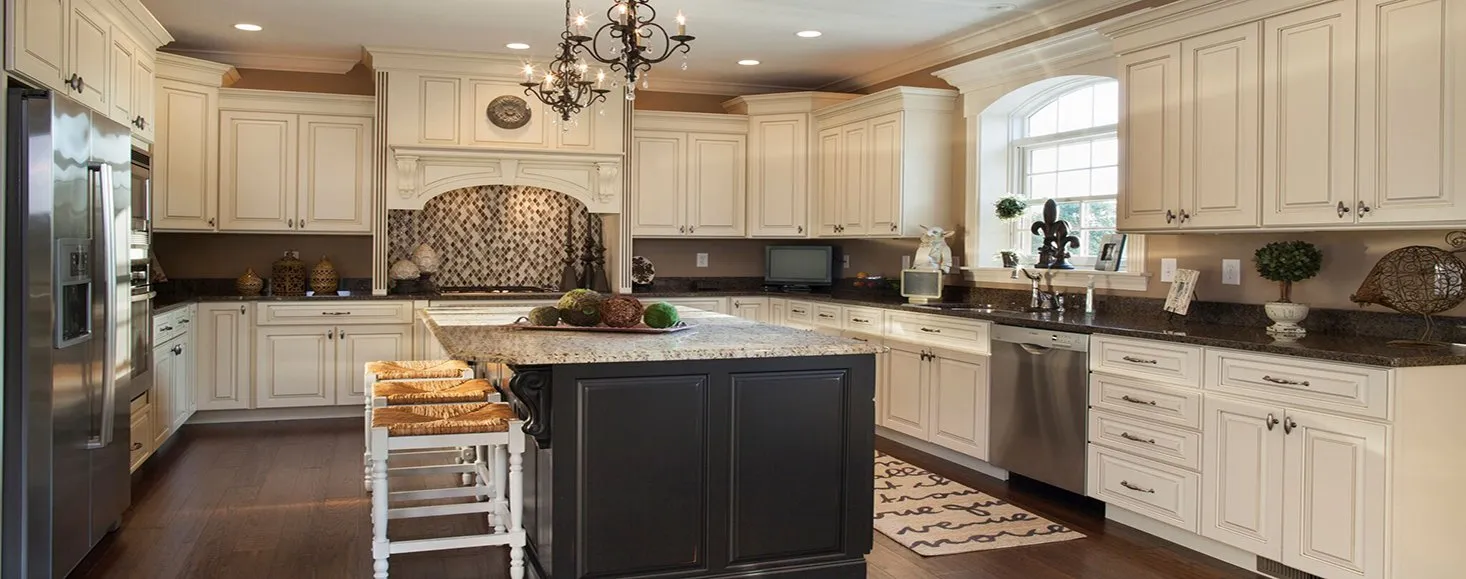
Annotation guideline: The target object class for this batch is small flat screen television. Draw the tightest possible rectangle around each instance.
[765,245,834,288]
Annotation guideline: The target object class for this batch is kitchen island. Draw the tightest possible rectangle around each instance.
[422,307,883,579]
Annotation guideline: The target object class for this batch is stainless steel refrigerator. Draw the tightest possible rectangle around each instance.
[3,88,134,578]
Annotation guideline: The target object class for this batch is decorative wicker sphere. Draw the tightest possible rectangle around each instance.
[600,295,645,328]
[389,259,421,281]
[1352,245,1466,315]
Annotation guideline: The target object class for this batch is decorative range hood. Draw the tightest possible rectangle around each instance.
[391,145,622,214]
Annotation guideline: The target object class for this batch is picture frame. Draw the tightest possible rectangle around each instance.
[1093,233,1127,272]
[1164,269,1201,316]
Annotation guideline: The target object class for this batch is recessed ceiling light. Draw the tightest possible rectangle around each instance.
[738,59,761,66]
[985,2,1018,11]
[506,43,531,50]
[796,30,823,38]
[233,23,262,32]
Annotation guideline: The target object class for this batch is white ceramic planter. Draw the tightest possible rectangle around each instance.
[1264,302,1310,337]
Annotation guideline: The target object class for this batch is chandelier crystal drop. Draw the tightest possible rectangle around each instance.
[568,0,694,100]
[521,0,612,123]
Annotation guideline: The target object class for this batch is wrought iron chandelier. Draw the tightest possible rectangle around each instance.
[521,0,612,123]
[568,0,694,100]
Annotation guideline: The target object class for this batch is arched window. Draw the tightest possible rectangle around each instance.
[1010,78,1119,267]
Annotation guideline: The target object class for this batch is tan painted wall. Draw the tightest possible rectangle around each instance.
[153,233,375,279]
[632,91,738,113]
[229,63,376,95]
[631,238,941,279]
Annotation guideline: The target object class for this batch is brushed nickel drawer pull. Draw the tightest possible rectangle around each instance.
[1262,375,1310,387]
[920,327,941,334]
[852,318,871,323]
[1120,432,1156,445]
[1266,414,1279,431]
[1120,395,1157,406]
[1120,480,1155,494]
[131,442,143,451]
[819,313,834,319]
[1122,355,1158,365]
[322,311,350,316]
[158,325,173,332]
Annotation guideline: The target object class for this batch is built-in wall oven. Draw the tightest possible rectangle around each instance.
[129,148,153,398]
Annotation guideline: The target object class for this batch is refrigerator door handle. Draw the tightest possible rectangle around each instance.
[88,163,119,449]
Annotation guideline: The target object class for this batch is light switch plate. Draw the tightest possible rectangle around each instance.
[696,253,708,268]
[901,255,912,270]
[1160,258,1178,282]
[1222,259,1241,285]
[843,255,851,269]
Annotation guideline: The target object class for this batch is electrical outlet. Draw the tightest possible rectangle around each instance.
[696,253,708,268]
[1160,258,1178,282]
[287,250,300,259]
[901,255,912,270]
[1222,259,1242,285]
[843,255,851,269]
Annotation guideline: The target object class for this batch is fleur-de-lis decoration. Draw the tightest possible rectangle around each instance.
[1030,199,1080,270]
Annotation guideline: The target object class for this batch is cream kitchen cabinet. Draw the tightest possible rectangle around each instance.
[746,114,811,237]
[254,325,336,408]
[881,340,930,439]
[658,297,730,315]
[150,338,175,448]
[218,89,374,234]
[334,325,413,406]
[1116,44,1182,231]
[196,303,252,411]
[10,0,70,92]
[153,54,234,232]
[813,87,956,238]
[67,0,110,112]
[766,297,788,326]
[730,297,768,323]
[881,339,990,459]
[131,49,155,141]
[106,25,155,141]
[631,112,748,238]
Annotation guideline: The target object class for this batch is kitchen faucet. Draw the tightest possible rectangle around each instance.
[1017,268,1064,312]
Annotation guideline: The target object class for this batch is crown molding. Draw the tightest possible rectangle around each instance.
[156,52,240,86]
[634,76,809,96]
[818,0,1142,93]
[168,49,360,74]
[721,92,860,115]
[933,29,1114,94]
[106,0,173,48]
[633,110,749,133]
[218,87,375,115]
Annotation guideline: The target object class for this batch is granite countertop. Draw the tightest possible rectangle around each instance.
[421,306,886,365]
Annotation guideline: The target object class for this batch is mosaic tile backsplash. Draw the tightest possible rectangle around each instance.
[387,185,591,288]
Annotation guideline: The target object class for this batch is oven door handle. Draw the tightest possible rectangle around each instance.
[130,291,156,302]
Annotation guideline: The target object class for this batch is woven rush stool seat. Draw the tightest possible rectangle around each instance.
[372,378,497,405]
[365,359,471,381]
[372,402,518,437]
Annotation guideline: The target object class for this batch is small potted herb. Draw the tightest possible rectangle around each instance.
[1253,241,1323,337]
[994,194,1028,222]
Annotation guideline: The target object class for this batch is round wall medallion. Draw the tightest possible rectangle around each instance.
[486,96,532,129]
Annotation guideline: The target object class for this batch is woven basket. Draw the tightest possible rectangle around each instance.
[310,256,339,295]
[271,254,306,297]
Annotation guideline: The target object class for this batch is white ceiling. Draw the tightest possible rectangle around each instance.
[140,0,1117,93]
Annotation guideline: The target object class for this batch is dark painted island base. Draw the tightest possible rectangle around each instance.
[506,354,877,579]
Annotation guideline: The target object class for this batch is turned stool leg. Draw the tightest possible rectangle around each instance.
[371,431,390,579]
[508,432,526,579]
[493,444,508,534]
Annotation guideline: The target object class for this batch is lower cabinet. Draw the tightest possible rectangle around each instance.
[196,303,253,411]
[767,298,788,326]
[658,297,730,315]
[730,297,768,322]
[150,333,194,445]
[880,340,990,459]
[255,324,411,408]
[129,391,153,473]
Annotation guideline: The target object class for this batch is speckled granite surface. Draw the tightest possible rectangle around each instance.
[421,306,886,365]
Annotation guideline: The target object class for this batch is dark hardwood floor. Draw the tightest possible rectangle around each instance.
[71,419,1262,579]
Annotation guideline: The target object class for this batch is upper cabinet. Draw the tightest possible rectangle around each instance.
[153,53,236,232]
[217,89,375,234]
[6,0,173,141]
[630,112,747,238]
[813,87,957,238]
[724,92,859,238]
[1107,0,1466,232]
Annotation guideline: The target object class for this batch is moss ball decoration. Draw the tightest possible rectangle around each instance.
[557,289,605,327]
[600,295,646,328]
[527,306,560,327]
[1254,240,1323,302]
[643,302,681,329]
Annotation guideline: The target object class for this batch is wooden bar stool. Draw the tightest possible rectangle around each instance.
[362,360,480,492]
[369,402,526,579]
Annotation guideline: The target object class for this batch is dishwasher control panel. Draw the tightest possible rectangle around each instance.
[991,324,1090,352]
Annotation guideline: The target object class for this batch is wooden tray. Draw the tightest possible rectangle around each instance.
[509,320,694,334]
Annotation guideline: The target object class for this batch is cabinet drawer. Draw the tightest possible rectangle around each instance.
[1088,444,1199,533]
[129,407,152,471]
[843,307,884,335]
[785,300,815,326]
[1089,409,1201,471]
[129,390,150,415]
[884,312,990,355]
[1089,374,1203,430]
[1091,335,1202,388]
[1205,349,1390,419]
[153,309,191,344]
[256,301,413,326]
[813,304,842,329]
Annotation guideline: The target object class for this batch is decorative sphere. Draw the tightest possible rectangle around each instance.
[601,296,645,328]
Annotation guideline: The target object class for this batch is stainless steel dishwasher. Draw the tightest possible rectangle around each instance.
[989,324,1091,494]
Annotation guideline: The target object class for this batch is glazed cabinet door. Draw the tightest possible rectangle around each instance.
[219,111,299,232]
[107,32,135,128]
[335,325,411,407]
[1281,408,1387,579]
[747,114,810,237]
[254,326,334,408]
[867,112,904,237]
[630,131,687,236]
[685,132,746,237]
[68,0,110,112]
[1178,23,1261,229]
[1357,0,1466,226]
[816,126,844,237]
[730,297,768,323]
[132,52,155,142]
[1117,43,1183,231]
[196,304,252,411]
[10,0,70,91]
[927,348,988,460]
[297,115,373,233]
[170,338,194,429]
[838,122,870,236]
[153,81,219,231]
[1261,1,1357,227]
[150,340,173,447]
[1201,394,1285,558]
[881,341,929,439]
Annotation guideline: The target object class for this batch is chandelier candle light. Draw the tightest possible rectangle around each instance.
[522,0,613,123]
[569,0,695,100]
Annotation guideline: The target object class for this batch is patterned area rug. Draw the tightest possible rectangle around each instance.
[874,452,1084,556]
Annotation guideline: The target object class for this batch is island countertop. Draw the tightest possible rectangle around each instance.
[422,306,886,365]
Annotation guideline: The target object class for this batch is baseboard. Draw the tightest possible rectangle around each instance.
[1104,505,1261,576]
[876,426,1009,481]
[187,406,362,424]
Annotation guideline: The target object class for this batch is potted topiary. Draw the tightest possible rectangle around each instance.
[994,194,1028,222]
[1253,240,1323,337]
